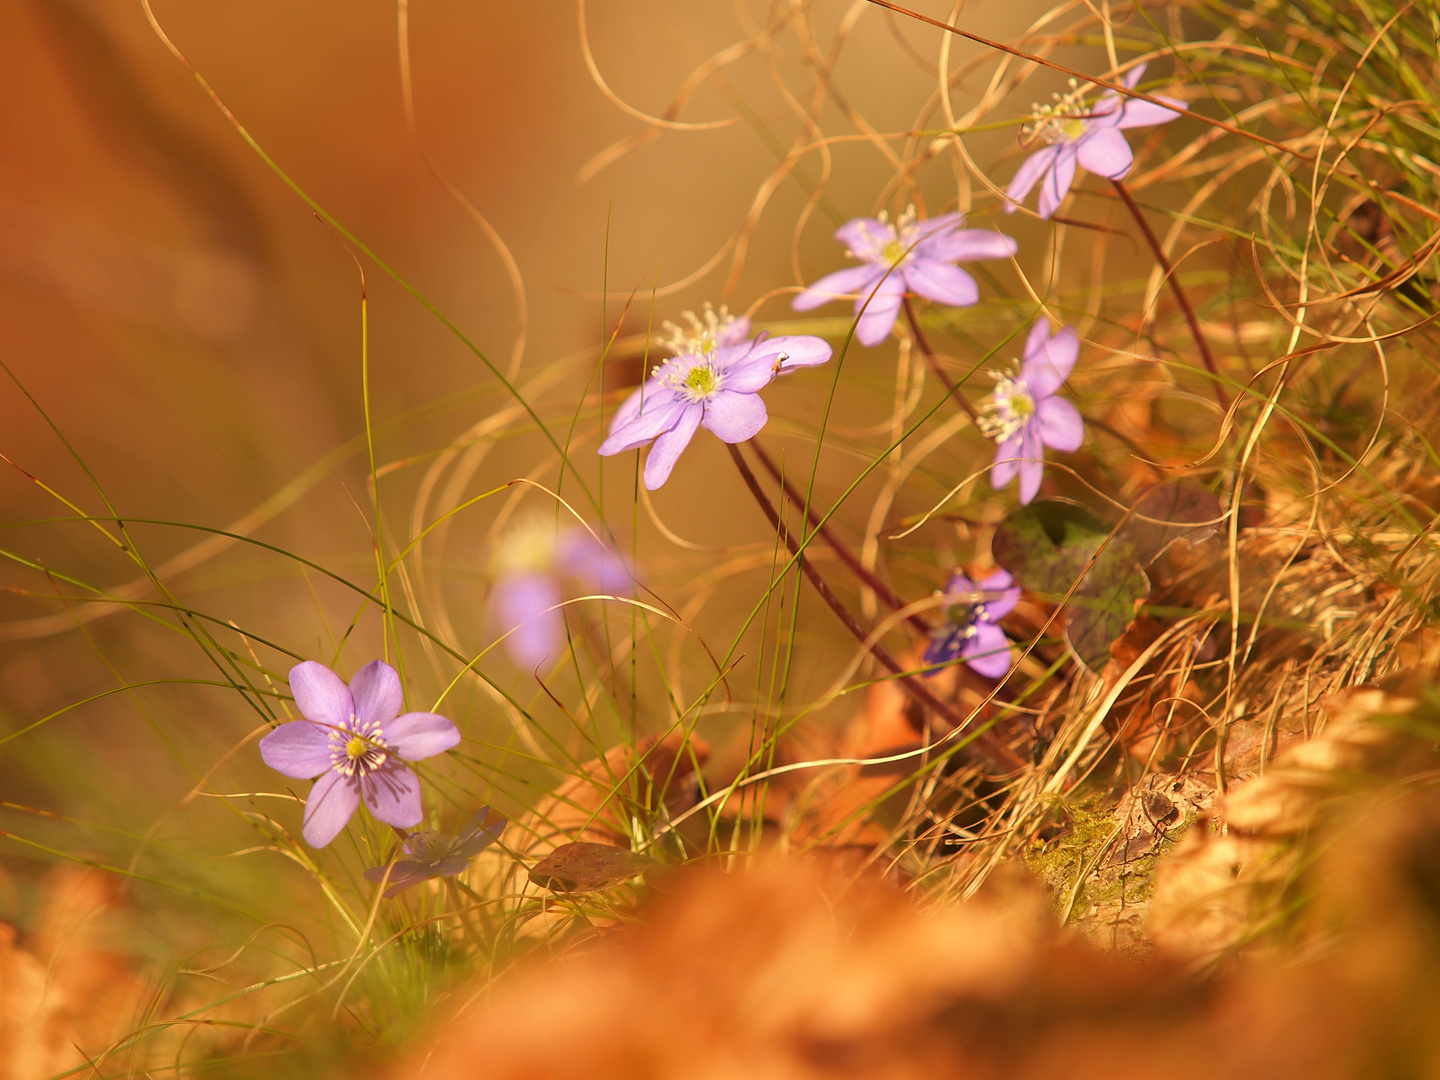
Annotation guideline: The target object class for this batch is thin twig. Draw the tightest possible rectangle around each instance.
[1111,179,1230,410]
[748,440,930,634]
[727,443,1023,770]
[903,298,981,421]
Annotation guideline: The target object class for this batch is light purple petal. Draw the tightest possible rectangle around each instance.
[1017,427,1046,505]
[962,622,1014,679]
[288,661,352,731]
[302,770,360,848]
[608,377,660,433]
[364,859,425,884]
[719,348,780,394]
[458,811,508,856]
[644,403,703,489]
[944,571,976,595]
[493,572,564,669]
[1121,62,1148,90]
[703,389,768,443]
[1118,95,1184,129]
[260,721,333,779]
[598,389,685,456]
[557,530,632,593]
[1076,127,1134,180]
[913,229,1018,263]
[1023,324,1079,397]
[991,431,1023,491]
[1037,148,1079,219]
[854,275,906,347]
[1036,395,1085,452]
[717,315,752,346]
[349,660,402,728]
[361,764,424,829]
[903,261,979,308]
[744,334,834,373]
[833,217,893,261]
[387,712,461,761]
[911,211,965,240]
[976,569,1021,620]
[792,265,884,311]
[1005,145,1061,212]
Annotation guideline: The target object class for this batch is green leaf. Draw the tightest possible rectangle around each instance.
[991,484,1223,674]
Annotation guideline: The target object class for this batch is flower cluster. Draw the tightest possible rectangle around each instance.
[599,310,833,489]
[260,660,461,848]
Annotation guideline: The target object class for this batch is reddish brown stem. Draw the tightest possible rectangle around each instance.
[902,297,980,422]
[727,443,1023,771]
[747,440,930,636]
[1111,179,1230,410]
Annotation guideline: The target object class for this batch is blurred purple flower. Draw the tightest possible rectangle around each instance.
[792,206,1017,346]
[923,569,1021,679]
[980,321,1085,504]
[598,306,832,489]
[363,807,508,898]
[1005,64,1184,219]
[260,660,461,848]
[490,518,633,671]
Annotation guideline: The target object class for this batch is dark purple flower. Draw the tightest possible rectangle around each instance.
[980,321,1085,504]
[923,569,1021,679]
[490,518,633,671]
[792,206,1017,347]
[598,308,832,489]
[259,660,461,848]
[363,807,508,898]
[1005,64,1184,219]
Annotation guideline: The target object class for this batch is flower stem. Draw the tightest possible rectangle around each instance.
[902,297,981,422]
[747,440,930,635]
[1111,179,1229,410]
[727,443,1023,770]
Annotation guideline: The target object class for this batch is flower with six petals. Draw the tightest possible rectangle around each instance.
[598,309,832,490]
[1005,64,1184,219]
[792,207,1017,346]
[259,660,461,848]
[923,569,1022,679]
[979,321,1085,504]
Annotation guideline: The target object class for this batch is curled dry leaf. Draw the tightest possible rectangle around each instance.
[528,842,654,893]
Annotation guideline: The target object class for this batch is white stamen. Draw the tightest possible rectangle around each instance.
[977,364,1036,444]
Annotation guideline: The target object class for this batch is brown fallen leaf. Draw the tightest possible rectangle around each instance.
[528,842,653,893]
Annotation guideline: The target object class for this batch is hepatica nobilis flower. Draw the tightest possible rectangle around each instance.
[979,320,1085,505]
[793,206,1017,347]
[260,660,461,848]
[1006,64,1184,219]
[490,516,631,671]
[598,304,833,489]
[364,807,507,898]
[924,569,1022,679]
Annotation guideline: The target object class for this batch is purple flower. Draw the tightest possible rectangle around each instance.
[490,518,633,671]
[363,807,507,898]
[980,321,1085,504]
[259,660,461,848]
[792,207,1017,347]
[1005,64,1184,219]
[598,306,832,489]
[923,569,1021,679]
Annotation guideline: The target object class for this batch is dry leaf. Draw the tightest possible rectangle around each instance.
[528,842,653,893]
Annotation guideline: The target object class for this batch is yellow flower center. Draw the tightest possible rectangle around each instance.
[345,735,368,761]
[685,365,717,396]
